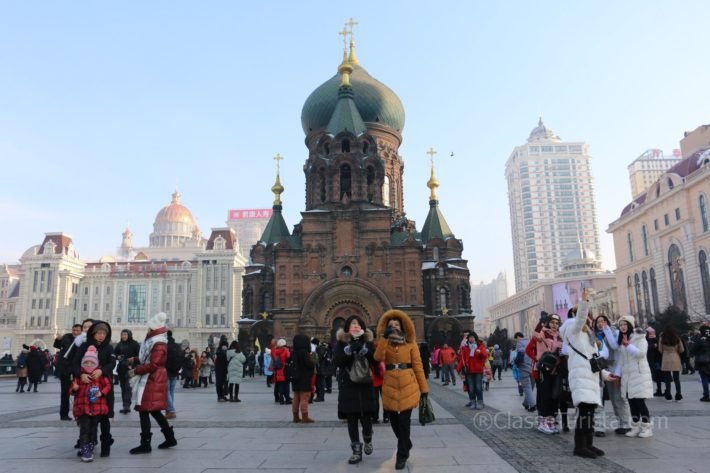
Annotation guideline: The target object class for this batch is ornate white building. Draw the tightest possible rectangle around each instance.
[0,192,247,354]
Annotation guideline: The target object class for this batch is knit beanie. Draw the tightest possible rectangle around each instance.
[81,345,99,371]
[148,312,168,330]
[276,338,287,348]
[92,322,109,335]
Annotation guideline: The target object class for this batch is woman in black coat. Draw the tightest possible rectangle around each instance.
[291,334,315,422]
[26,346,44,392]
[334,315,378,465]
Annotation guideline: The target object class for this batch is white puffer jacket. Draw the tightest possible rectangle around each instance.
[617,328,653,400]
[560,301,609,407]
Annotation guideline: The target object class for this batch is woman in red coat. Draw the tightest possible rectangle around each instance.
[128,312,177,454]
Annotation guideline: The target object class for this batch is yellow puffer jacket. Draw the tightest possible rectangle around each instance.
[374,309,429,413]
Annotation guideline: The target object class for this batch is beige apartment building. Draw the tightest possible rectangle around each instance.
[608,126,710,325]
[628,149,682,199]
[505,118,602,292]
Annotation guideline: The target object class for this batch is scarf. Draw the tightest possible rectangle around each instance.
[132,331,168,407]
[388,329,406,345]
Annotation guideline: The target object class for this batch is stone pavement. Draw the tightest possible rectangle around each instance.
[0,370,707,473]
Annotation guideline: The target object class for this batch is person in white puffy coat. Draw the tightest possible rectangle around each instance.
[559,291,613,459]
[615,315,653,438]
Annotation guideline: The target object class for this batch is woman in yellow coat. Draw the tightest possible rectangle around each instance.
[374,309,429,470]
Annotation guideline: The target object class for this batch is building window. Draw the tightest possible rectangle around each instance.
[668,178,674,190]
[206,314,211,326]
[318,168,326,203]
[383,176,390,207]
[664,214,669,226]
[38,299,43,309]
[642,271,651,321]
[432,247,440,261]
[84,287,89,295]
[627,275,635,315]
[221,314,226,326]
[128,285,147,323]
[675,208,681,221]
[700,250,710,314]
[627,233,634,262]
[106,286,111,295]
[33,271,38,292]
[642,225,649,257]
[701,195,709,232]
[83,303,88,312]
[47,270,52,292]
[654,219,659,231]
[438,287,448,313]
[105,303,110,312]
[31,299,36,309]
[340,164,352,200]
[667,244,687,312]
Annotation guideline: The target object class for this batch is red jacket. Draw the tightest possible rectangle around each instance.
[132,328,169,412]
[71,374,112,418]
[371,361,385,388]
[271,347,290,382]
[457,342,488,374]
[439,347,457,365]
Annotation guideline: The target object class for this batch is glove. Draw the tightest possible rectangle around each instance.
[73,333,87,347]
[350,340,363,353]
[343,345,353,356]
[539,311,550,324]
[421,392,428,398]
[383,326,394,339]
[357,345,369,356]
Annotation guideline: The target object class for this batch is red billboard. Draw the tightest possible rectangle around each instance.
[228,209,273,220]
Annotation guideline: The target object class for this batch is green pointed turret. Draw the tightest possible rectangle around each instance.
[420,200,454,242]
[326,58,366,137]
[259,205,290,245]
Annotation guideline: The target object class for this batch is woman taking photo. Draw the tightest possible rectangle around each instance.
[375,309,429,470]
[531,312,563,434]
[456,332,487,409]
[334,315,377,464]
[617,315,653,437]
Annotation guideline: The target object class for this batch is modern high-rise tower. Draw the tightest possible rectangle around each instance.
[505,119,602,292]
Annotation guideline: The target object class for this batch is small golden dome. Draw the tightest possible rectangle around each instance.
[154,191,197,226]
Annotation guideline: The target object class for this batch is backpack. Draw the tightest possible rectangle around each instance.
[166,342,183,375]
[536,351,559,375]
[272,355,283,370]
[514,350,525,367]
[283,357,295,382]
[348,355,373,384]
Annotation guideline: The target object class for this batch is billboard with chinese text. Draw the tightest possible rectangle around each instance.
[228,209,273,220]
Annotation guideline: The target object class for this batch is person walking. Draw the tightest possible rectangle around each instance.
[165,330,181,419]
[26,345,44,393]
[291,334,316,423]
[457,332,488,409]
[690,325,710,401]
[531,312,563,434]
[438,344,457,386]
[226,341,246,402]
[659,325,684,401]
[214,338,229,402]
[272,338,291,404]
[335,315,377,464]
[199,352,213,388]
[114,329,140,414]
[616,315,654,438]
[375,309,429,471]
[513,332,536,410]
[560,290,611,459]
[645,327,663,396]
[263,347,273,388]
[15,346,29,392]
[53,324,82,419]
[431,345,441,380]
[127,312,177,454]
[491,344,504,381]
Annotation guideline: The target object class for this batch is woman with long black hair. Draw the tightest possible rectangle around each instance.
[659,325,684,401]
[617,315,653,438]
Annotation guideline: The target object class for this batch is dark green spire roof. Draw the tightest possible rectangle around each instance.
[259,205,290,245]
[326,86,366,136]
[420,200,454,242]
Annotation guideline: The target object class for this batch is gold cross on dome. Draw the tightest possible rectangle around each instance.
[338,26,348,53]
[260,311,269,320]
[427,147,437,167]
[346,18,359,38]
[273,153,283,174]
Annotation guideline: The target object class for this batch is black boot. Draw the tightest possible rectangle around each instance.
[561,413,570,433]
[348,442,363,464]
[572,429,597,458]
[158,426,177,449]
[129,432,152,455]
[395,455,408,470]
[363,435,373,455]
[100,434,113,458]
[586,430,604,456]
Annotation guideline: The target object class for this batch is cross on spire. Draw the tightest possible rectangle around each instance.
[338,26,348,55]
[346,17,359,38]
[427,147,437,168]
[274,153,284,175]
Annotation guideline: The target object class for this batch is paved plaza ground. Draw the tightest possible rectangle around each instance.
[0,370,708,473]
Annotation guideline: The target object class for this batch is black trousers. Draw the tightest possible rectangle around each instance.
[314,374,325,400]
[575,402,596,432]
[536,373,558,416]
[347,414,372,443]
[387,409,412,459]
[139,410,169,435]
[215,373,227,399]
[628,398,650,423]
[78,415,101,446]
[59,374,72,418]
[118,371,132,410]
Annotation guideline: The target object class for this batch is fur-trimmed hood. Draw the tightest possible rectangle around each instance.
[336,328,373,343]
[376,309,416,343]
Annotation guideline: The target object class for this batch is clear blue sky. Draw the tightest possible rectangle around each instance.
[1,1,709,291]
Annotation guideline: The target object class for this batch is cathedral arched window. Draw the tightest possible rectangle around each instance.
[340,164,352,200]
[324,142,330,155]
[432,247,440,261]
[642,270,651,321]
[642,225,649,257]
[243,286,253,316]
[634,273,643,316]
[318,168,326,203]
[649,267,659,315]
[362,141,369,154]
[627,275,635,315]
[627,233,634,262]
[700,194,709,232]
[700,250,710,314]
[438,287,448,314]
[341,139,350,153]
[366,166,375,203]
[383,176,390,206]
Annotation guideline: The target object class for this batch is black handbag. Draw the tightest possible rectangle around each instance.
[418,395,435,425]
[567,340,607,373]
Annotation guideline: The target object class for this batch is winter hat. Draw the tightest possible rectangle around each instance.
[148,312,168,330]
[494,344,499,349]
[618,315,635,329]
[92,322,109,335]
[81,345,99,370]
[276,338,287,348]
